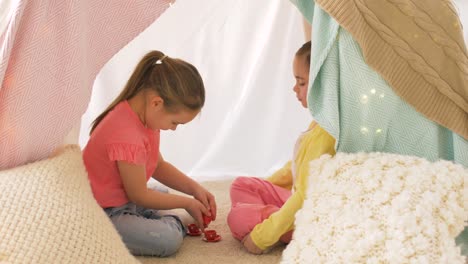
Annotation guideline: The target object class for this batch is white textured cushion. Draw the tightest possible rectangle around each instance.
[282,152,467,264]
[0,145,139,263]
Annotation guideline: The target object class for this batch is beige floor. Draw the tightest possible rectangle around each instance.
[137,179,284,264]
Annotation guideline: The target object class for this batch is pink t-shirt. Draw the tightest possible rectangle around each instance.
[83,100,160,208]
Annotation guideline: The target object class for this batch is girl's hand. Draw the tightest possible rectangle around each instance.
[242,233,263,254]
[191,185,217,220]
[184,198,210,230]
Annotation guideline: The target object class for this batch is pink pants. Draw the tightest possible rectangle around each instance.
[227,177,293,243]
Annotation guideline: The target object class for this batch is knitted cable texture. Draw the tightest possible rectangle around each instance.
[315,0,468,139]
[282,152,467,264]
[442,0,460,17]
[353,0,468,112]
[0,145,139,264]
[389,0,468,75]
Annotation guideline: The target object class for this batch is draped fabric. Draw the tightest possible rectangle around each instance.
[291,0,467,167]
[0,0,174,169]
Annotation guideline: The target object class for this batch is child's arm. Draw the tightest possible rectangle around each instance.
[152,152,217,220]
[265,161,293,190]
[247,124,336,252]
[265,122,318,189]
[152,153,200,196]
[117,160,210,227]
[249,189,305,251]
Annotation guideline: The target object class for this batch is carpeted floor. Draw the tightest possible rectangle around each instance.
[137,179,284,264]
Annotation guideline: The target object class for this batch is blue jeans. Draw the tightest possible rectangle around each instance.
[104,202,186,257]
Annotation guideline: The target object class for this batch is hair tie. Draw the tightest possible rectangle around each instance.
[155,55,168,65]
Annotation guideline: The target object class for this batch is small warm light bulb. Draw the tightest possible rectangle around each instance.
[360,127,369,135]
[376,128,382,134]
[360,95,369,104]
[370,89,376,94]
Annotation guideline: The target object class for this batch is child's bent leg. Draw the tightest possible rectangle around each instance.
[139,206,193,229]
[228,203,293,244]
[107,205,185,257]
[227,203,279,241]
[230,176,291,207]
[228,177,292,242]
[280,230,293,244]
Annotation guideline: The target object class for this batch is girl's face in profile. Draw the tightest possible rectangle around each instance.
[292,55,309,109]
[145,94,199,131]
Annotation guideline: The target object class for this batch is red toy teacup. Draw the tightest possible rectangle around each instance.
[203,229,221,242]
[203,214,212,227]
[187,224,202,236]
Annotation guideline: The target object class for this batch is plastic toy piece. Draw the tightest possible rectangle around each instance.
[203,214,212,227]
[187,223,202,236]
[203,229,221,242]
[202,235,221,242]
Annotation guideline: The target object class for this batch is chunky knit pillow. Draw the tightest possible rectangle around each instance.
[0,145,139,263]
[282,152,467,264]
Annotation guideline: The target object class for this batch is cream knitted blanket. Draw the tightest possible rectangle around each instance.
[0,146,139,263]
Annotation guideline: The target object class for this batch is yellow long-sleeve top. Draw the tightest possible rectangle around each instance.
[250,121,336,250]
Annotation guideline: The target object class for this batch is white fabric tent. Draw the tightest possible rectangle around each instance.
[78,0,468,182]
[458,0,468,41]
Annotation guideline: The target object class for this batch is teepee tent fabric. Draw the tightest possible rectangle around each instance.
[0,0,174,169]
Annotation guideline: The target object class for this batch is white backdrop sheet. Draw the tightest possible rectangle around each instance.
[457,0,468,41]
[79,0,311,181]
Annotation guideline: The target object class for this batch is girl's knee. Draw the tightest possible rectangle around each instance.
[231,176,250,187]
[130,229,184,257]
[111,210,185,257]
[227,207,239,230]
[230,176,256,193]
[156,231,184,257]
[227,206,255,240]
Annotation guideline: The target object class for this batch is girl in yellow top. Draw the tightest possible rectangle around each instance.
[227,41,336,254]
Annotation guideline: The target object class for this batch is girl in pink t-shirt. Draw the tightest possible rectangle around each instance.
[83,50,216,257]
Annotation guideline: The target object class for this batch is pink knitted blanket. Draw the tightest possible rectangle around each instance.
[0,0,173,169]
